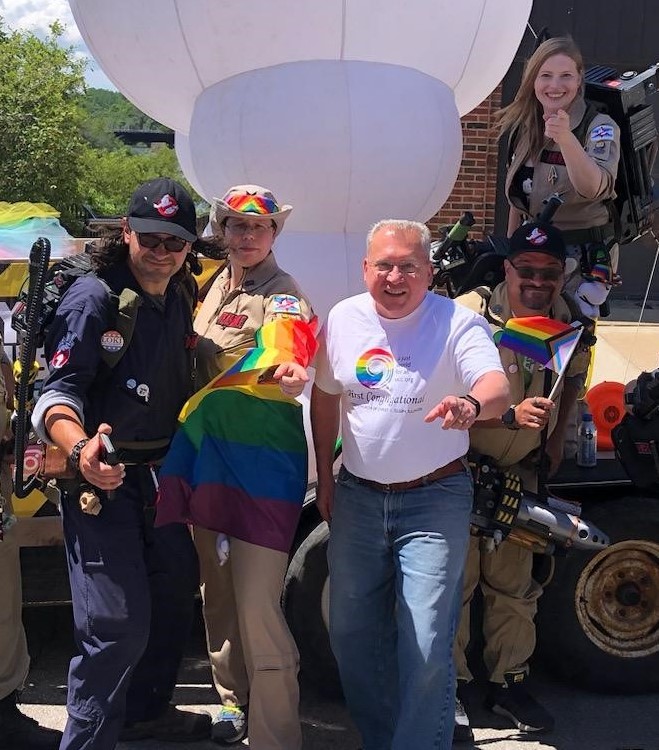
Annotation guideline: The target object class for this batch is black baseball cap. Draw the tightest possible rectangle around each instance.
[508,221,566,262]
[127,177,197,242]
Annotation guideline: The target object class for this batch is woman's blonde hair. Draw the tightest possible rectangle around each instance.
[494,37,584,162]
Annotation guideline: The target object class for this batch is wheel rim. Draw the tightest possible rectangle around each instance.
[575,540,659,657]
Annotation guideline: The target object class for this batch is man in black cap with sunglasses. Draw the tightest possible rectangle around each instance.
[451,220,592,741]
[32,178,211,749]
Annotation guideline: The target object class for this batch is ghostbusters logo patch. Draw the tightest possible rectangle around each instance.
[51,350,70,369]
[101,330,124,352]
[153,194,179,217]
[50,332,77,369]
[271,294,301,316]
[525,227,548,246]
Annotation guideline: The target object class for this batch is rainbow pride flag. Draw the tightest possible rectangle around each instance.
[498,316,583,373]
[155,316,318,552]
[219,316,318,386]
[586,263,613,284]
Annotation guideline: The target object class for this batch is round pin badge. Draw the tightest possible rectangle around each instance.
[508,363,518,373]
[126,379,137,390]
[137,384,150,401]
[101,330,124,352]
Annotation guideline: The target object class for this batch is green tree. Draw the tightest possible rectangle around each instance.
[79,143,200,217]
[0,20,87,228]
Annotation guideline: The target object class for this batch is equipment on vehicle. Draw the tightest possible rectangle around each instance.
[469,456,609,555]
[612,368,659,490]
[582,64,659,245]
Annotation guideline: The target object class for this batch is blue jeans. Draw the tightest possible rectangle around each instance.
[328,466,472,750]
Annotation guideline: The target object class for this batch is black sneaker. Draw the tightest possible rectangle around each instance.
[211,704,248,746]
[453,695,474,743]
[120,705,211,742]
[0,692,62,750]
[486,677,554,733]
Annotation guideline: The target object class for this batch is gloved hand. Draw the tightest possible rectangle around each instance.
[216,533,231,566]
[576,279,610,318]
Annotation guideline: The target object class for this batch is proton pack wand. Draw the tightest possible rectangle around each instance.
[11,238,51,498]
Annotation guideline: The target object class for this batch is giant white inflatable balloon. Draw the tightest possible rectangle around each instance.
[273,232,368,319]
[188,62,462,232]
[69,0,533,317]
[70,0,532,131]
[174,132,206,200]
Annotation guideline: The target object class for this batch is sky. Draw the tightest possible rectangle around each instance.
[0,0,116,89]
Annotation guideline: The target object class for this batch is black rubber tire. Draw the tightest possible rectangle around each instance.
[283,521,343,698]
[536,494,659,693]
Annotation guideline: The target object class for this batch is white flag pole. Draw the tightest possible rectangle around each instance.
[548,326,584,402]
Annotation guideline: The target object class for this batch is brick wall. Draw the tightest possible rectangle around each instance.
[427,85,502,240]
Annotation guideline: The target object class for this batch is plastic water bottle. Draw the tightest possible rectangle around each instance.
[577,413,597,468]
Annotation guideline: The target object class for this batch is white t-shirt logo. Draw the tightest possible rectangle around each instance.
[355,347,395,389]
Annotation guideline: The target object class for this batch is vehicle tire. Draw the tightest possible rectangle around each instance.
[283,521,343,699]
[536,494,659,693]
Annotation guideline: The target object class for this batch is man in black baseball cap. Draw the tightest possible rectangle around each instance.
[32,177,211,748]
[452,216,591,740]
[127,177,198,242]
[505,220,566,313]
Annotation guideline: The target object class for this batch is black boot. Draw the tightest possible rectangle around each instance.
[0,692,62,749]
[486,672,554,733]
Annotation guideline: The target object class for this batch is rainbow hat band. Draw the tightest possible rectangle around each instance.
[210,184,293,237]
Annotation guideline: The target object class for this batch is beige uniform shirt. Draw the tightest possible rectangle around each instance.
[505,97,620,231]
[194,252,314,386]
[457,283,590,468]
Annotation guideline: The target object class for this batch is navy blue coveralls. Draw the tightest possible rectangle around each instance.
[39,262,199,750]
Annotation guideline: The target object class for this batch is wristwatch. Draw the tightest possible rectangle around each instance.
[501,405,518,429]
[69,438,91,472]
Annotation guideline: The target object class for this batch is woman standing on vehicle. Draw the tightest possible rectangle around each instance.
[500,36,621,316]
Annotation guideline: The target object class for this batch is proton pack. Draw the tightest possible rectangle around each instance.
[11,245,142,369]
[582,64,659,245]
[612,369,659,490]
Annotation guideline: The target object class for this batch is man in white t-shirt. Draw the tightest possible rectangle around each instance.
[311,220,510,750]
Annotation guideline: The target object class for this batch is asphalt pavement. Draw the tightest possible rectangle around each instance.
[17,605,659,750]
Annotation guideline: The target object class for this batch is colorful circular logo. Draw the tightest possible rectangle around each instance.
[356,348,395,389]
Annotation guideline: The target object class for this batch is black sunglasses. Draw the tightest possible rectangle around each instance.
[137,232,188,253]
[509,260,563,282]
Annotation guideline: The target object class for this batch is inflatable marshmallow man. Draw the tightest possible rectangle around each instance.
[69,0,532,317]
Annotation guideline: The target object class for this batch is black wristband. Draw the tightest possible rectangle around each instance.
[69,438,91,472]
[460,394,481,418]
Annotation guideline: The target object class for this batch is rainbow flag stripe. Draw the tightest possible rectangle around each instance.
[156,384,306,552]
[219,316,318,386]
[225,192,279,216]
[587,263,612,284]
[499,316,582,373]
[155,316,318,551]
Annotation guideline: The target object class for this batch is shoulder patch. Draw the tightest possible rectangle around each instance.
[589,124,614,142]
[50,331,78,369]
[271,294,301,316]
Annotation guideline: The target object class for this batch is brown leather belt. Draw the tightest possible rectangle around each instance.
[346,458,466,493]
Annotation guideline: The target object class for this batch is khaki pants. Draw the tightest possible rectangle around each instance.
[0,472,30,701]
[454,465,543,685]
[194,528,301,750]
